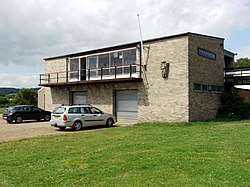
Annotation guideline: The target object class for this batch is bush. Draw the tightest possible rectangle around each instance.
[0,96,8,105]
[14,88,37,106]
[217,89,250,119]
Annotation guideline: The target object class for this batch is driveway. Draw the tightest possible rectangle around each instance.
[0,117,68,142]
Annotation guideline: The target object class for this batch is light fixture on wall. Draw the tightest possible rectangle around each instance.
[160,61,170,79]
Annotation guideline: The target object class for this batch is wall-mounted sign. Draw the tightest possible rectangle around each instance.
[198,48,216,60]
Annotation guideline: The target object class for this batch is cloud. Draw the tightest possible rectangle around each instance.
[236,45,250,59]
[0,73,38,88]
[0,0,250,87]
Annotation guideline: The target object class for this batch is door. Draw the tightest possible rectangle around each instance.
[116,90,138,124]
[80,58,86,80]
[80,107,105,126]
[72,92,87,105]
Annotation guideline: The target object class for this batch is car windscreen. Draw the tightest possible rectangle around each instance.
[6,106,14,111]
[52,107,65,114]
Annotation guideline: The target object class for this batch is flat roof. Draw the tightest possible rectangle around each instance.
[44,32,224,60]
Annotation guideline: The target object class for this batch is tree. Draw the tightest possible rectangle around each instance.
[0,96,8,105]
[14,88,38,106]
[235,57,250,67]
[217,88,250,119]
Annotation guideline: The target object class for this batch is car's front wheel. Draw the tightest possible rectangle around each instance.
[72,121,82,131]
[106,118,114,127]
[15,116,23,123]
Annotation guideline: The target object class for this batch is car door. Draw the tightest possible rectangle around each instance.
[88,107,106,126]
[79,107,94,127]
[31,107,43,120]
[21,106,33,120]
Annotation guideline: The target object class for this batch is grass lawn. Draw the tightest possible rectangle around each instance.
[0,121,250,186]
[0,107,5,114]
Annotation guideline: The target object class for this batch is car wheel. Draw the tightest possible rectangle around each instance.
[15,116,23,123]
[72,121,82,131]
[106,118,114,127]
[44,114,51,121]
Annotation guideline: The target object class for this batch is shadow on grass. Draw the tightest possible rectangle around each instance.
[56,125,119,132]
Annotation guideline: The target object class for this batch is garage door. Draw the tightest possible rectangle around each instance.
[116,90,138,124]
[73,92,87,105]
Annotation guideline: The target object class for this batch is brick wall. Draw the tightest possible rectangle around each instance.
[139,36,189,122]
[188,35,224,121]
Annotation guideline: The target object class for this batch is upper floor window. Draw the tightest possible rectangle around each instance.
[68,48,137,81]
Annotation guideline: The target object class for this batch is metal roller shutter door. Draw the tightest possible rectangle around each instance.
[116,90,138,124]
[73,92,87,105]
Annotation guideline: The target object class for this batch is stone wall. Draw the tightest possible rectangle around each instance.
[139,36,189,122]
[188,35,225,121]
[45,58,67,83]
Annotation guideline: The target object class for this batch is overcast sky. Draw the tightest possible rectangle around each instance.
[0,0,250,88]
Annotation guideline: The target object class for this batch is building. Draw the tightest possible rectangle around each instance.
[38,32,234,123]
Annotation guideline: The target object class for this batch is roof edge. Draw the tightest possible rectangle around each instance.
[44,32,225,61]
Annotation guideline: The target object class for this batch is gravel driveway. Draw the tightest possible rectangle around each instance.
[0,117,69,142]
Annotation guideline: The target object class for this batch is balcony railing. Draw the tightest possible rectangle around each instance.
[39,64,142,86]
[224,66,250,85]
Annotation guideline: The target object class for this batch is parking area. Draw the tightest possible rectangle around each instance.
[0,117,69,142]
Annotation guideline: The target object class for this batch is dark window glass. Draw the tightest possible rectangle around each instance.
[87,56,97,69]
[217,85,224,92]
[123,49,136,65]
[111,51,123,66]
[210,85,217,91]
[70,59,79,71]
[193,83,201,90]
[202,84,208,91]
[68,107,81,114]
[98,54,109,76]
[87,56,97,77]
[70,58,79,79]
[90,107,102,114]
[98,54,109,68]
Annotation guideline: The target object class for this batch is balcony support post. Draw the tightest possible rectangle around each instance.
[115,66,117,79]
[130,65,132,78]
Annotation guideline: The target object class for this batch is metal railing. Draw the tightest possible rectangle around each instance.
[224,66,250,85]
[39,64,142,85]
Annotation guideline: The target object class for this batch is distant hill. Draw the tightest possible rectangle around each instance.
[0,88,19,95]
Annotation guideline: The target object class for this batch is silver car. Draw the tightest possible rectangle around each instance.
[50,105,116,131]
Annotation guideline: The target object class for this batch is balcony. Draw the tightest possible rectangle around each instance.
[39,64,143,87]
[224,66,250,85]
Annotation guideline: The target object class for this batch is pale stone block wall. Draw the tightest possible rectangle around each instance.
[188,35,225,121]
[139,36,189,122]
[37,87,45,110]
[45,58,67,83]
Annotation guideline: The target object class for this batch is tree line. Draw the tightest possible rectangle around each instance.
[0,88,38,107]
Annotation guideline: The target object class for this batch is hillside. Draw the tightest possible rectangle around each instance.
[0,88,19,95]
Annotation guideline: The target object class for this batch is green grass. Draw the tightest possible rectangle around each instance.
[0,121,250,186]
[0,107,5,114]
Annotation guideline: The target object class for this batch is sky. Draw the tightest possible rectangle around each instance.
[0,0,250,88]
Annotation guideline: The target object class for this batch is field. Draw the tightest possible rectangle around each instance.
[0,121,250,186]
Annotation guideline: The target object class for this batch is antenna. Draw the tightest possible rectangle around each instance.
[137,14,146,67]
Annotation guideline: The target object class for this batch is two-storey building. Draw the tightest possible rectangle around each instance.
[38,32,234,123]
